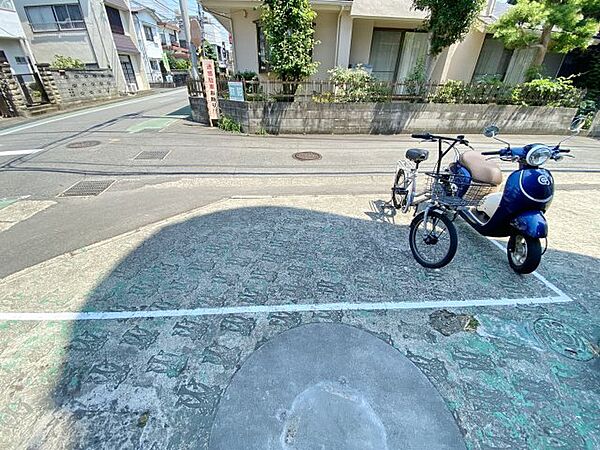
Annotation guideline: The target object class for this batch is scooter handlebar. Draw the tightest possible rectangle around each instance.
[559,148,571,153]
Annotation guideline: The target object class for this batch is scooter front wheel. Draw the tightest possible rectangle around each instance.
[409,211,458,269]
[507,234,542,274]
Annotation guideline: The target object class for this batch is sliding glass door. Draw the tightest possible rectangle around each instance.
[369,29,428,84]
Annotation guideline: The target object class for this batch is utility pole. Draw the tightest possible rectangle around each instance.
[179,0,200,79]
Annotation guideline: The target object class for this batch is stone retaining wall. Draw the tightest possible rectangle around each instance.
[50,68,118,105]
[190,97,577,135]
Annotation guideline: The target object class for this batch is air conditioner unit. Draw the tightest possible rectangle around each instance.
[128,83,138,93]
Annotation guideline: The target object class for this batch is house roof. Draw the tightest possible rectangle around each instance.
[350,0,427,19]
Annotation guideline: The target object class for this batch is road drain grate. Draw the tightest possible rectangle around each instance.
[66,140,101,149]
[134,150,170,160]
[59,180,116,197]
[293,151,322,161]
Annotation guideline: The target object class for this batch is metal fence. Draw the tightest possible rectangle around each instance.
[188,79,585,108]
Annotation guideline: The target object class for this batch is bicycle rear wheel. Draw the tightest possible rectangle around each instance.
[392,168,409,210]
[409,210,458,269]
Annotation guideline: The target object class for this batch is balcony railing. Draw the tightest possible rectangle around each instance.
[30,20,86,32]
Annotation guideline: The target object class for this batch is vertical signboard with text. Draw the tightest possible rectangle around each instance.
[202,59,219,124]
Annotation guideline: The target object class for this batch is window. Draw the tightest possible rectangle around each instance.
[472,35,513,81]
[169,32,177,45]
[369,29,428,83]
[0,51,8,64]
[0,0,15,12]
[144,25,154,42]
[25,4,84,32]
[150,60,159,70]
[105,6,124,34]
[256,24,270,73]
[15,57,28,65]
[160,32,167,45]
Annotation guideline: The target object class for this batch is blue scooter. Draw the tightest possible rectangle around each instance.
[448,118,583,273]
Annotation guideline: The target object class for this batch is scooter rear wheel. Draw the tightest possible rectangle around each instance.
[409,211,458,269]
[507,234,542,274]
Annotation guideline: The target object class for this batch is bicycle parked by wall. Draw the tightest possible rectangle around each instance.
[391,118,583,274]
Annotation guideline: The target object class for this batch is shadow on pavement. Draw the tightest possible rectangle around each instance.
[1,204,598,449]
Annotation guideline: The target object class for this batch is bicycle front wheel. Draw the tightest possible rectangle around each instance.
[409,211,458,269]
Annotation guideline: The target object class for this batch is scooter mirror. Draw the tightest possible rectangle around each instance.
[483,125,499,138]
[569,116,585,133]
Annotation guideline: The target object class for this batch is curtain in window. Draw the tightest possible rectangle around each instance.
[504,47,536,84]
[369,30,402,82]
[473,36,512,81]
[396,32,428,82]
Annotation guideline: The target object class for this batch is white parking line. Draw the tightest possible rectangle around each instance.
[0,294,573,322]
[0,89,186,137]
[0,149,44,156]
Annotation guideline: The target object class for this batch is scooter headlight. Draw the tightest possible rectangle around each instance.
[526,145,552,167]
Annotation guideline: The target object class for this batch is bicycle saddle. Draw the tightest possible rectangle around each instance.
[406,148,429,162]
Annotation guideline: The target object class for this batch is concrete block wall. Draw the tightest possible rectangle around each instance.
[191,98,578,135]
[50,68,118,105]
[189,96,210,125]
[590,112,600,138]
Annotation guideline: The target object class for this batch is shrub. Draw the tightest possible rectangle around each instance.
[578,99,597,129]
[430,80,467,103]
[512,77,583,107]
[318,65,390,103]
[404,58,428,100]
[235,71,258,81]
[51,55,84,69]
[218,115,242,133]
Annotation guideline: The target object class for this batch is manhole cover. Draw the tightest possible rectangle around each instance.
[66,140,101,149]
[533,318,596,361]
[134,150,170,160]
[59,180,116,197]
[293,151,322,161]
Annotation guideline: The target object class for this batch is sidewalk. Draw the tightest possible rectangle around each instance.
[0,191,597,449]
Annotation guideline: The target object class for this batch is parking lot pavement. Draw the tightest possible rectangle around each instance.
[0,190,598,449]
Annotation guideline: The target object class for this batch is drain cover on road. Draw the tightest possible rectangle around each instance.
[533,318,596,361]
[293,151,322,161]
[66,140,101,149]
[59,180,116,197]
[134,150,170,160]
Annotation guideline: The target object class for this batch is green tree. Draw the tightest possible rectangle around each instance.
[203,40,218,62]
[413,0,486,78]
[260,0,319,89]
[491,0,600,69]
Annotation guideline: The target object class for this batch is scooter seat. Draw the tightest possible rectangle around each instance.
[406,148,429,163]
[459,151,503,186]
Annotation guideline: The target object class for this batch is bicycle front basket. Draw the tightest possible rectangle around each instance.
[425,172,495,208]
